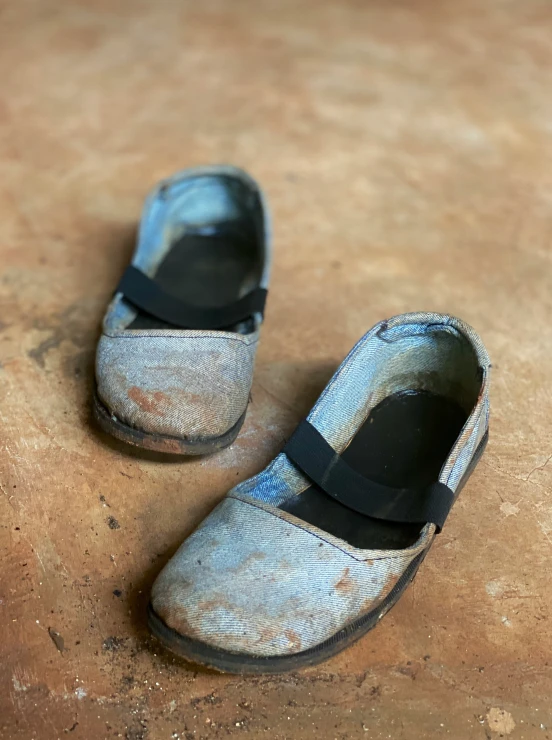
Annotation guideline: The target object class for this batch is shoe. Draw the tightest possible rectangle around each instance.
[94,165,271,454]
[148,312,490,673]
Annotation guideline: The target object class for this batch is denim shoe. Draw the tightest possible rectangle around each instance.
[148,312,491,672]
[94,165,271,454]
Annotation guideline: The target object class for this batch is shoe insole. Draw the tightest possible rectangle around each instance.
[129,221,260,332]
[280,390,468,550]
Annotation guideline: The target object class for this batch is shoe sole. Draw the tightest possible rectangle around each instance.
[93,389,246,456]
[147,431,488,672]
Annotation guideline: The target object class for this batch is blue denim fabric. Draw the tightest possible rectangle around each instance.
[151,313,491,657]
[235,312,490,506]
[95,165,271,440]
[96,331,258,438]
[152,495,426,657]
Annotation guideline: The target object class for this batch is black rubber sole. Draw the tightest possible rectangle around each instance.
[93,390,246,455]
[148,430,488,673]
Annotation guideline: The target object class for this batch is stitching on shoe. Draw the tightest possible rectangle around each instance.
[228,492,432,562]
[101,329,260,346]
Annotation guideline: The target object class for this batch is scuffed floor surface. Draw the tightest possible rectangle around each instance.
[1,0,552,738]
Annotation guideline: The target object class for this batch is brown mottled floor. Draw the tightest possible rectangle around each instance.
[1,1,552,738]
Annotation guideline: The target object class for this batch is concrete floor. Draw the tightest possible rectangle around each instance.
[1,0,552,738]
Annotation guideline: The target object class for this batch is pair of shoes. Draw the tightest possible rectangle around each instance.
[94,165,491,674]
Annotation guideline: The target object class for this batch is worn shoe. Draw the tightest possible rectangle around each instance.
[94,165,271,454]
[149,312,491,673]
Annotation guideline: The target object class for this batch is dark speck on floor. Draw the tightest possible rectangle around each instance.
[48,627,65,653]
[102,636,126,652]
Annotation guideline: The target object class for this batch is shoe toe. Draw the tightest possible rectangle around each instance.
[150,497,411,659]
[95,332,256,440]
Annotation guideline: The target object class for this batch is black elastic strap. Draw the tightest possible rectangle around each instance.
[283,420,454,532]
[116,266,267,330]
